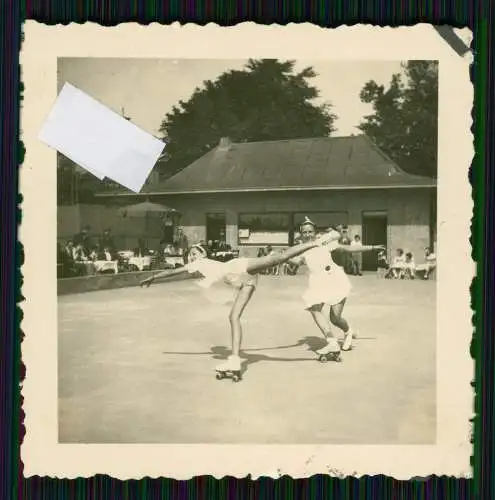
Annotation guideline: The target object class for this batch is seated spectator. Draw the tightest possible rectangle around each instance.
[376,249,389,278]
[72,243,96,275]
[402,252,416,279]
[386,248,406,279]
[73,225,94,257]
[60,241,77,276]
[216,240,230,252]
[267,246,288,276]
[100,228,116,259]
[89,244,103,261]
[73,243,89,262]
[103,247,113,262]
[264,246,277,275]
[415,248,437,280]
[57,241,76,278]
[282,243,300,276]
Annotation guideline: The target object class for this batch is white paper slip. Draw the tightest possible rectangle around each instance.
[38,83,165,192]
[73,159,106,180]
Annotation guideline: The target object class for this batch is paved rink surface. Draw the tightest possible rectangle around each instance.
[58,274,436,444]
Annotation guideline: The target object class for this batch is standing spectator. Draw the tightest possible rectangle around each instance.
[175,226,189,262]
[73,225,93,256]
[135,238,149,257]
[333,224,351,272]
[350,234,363,276]
[257,246,267,274]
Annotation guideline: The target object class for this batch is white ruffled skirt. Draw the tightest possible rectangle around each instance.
[302,265,352,308]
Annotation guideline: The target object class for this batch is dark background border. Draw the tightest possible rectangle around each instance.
[1,1,490,498]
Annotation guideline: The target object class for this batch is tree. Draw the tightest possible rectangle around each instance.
[159,59,337,176]
[358,61,438,178]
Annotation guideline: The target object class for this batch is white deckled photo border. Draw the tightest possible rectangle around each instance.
[20,21,474,479]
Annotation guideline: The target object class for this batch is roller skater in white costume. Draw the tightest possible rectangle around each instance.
[290,217,384,361]
[140,231,341,381]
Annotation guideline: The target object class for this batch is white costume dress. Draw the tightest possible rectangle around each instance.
[302,241,352,308]
[186,257,258,289]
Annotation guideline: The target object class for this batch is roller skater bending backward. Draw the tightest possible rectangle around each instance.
[140,231,341,381]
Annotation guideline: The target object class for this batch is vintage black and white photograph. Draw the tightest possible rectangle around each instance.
[55,56,438,444]
[21,22,473,479]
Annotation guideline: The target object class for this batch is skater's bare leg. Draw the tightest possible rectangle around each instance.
[329,299,349,332]
[308,304,334,339]
[330,299,355,350]
[308,304,340,355]
[229,285,255,357]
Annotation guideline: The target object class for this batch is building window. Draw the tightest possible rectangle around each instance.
[238,213,291,245]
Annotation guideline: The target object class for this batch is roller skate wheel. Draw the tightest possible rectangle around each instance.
[232,374,241,382]
[215,372,224,380]
[318,355,328,363]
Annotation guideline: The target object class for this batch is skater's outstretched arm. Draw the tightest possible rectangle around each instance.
[140,266,189,287]
[246,231,340,274]
[334,244,385,253]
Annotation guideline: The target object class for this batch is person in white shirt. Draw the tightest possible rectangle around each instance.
[350,234,363,276]
[104,247,113,262]
[389,248,406,279]
[140,231,341,379]
[415,247,437,279]
[289,217,384,356]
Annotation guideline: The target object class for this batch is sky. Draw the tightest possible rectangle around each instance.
[57,58,404,138]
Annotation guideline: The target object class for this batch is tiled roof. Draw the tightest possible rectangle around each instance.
[98,135,436,197]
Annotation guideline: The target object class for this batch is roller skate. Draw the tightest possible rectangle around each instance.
[215,355,243,382]
[316,338,342,363]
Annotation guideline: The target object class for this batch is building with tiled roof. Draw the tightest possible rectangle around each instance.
[93,134,436,269]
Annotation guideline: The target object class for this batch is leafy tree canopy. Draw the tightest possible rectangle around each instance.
[358,60,438,178]
[159,59,337,176]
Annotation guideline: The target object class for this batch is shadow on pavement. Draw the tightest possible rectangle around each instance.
[161,335,343,374]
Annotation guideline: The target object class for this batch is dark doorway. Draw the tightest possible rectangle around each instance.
[162,224,174,244]
[206,213,226,243]
[362,211,388,271]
